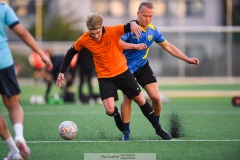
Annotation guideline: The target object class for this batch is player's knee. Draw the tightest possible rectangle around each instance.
[133,94,146,106]
[105,106,118,116]
[151,95,161,104]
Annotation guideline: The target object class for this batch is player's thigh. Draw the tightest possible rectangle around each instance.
[2,94,20,109]
[144,82,160,99]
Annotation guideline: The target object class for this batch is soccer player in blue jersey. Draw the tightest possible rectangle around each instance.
[0,1,52,159]
[119,1,200,140]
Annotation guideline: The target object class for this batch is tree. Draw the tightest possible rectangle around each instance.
[30,4,83,41]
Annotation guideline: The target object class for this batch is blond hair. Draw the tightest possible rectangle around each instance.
[86,13,103,30]
[138,1,154,11]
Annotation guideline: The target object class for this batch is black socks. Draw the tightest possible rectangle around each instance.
[106,104,162,135]
[156,115,160,124]
[106,106,123,132]
[139,102,162,134]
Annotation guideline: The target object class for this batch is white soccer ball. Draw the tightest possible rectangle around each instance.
[58,121,78,140]
[29,95,37,104]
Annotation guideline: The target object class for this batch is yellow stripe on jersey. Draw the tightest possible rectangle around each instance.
[140,24,156,32]
[148,24,156,30]
[142,48,150,59]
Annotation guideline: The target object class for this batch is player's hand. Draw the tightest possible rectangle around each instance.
[56,73,65,87]
[41,55,53,71]
[187,58,200,65]
[130,21,141,38]
[134,43,147,50]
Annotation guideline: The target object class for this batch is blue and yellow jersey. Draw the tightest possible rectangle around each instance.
[121,24,166,73]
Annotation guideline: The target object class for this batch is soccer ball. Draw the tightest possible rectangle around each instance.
[58,121,78,140]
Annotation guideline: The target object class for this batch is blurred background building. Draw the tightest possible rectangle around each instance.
[6,0,240,78]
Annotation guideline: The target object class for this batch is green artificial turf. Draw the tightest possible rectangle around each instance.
[0,84,240,160]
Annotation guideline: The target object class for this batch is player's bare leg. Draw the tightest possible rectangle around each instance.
[0,114,22,160]
[120,94,132,140]
[2,95,23,125]
[2,95,30,159]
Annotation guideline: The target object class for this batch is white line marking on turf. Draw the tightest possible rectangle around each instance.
[27,139,240,143]
[2,110,240,116]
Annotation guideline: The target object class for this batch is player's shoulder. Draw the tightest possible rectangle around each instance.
[104,25,123,36]
[103,26,111,31]
[0,2,7,10]
[0,2,10,8]
[81,32,90,39]
[0,3,14,13]
[106,25,123,31]
[147,24,162,35]
[148,24,157,30]
[75,32,89,45]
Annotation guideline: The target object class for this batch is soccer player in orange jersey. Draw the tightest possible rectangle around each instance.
[56,13,172,140]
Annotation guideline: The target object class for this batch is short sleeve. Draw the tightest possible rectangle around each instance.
[5,5,19,27]
[155,29,166,44]
[111,25,124,38]
[73,36,84,51]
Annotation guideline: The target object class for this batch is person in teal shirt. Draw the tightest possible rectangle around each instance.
[0,1,52,159]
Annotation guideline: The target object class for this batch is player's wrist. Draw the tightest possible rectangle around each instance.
[134,44,138,50]
[130,20,139,25]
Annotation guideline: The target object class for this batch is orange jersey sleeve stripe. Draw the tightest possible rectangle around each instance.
[74,25,128,78]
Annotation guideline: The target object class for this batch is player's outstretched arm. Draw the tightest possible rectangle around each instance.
[160,41,200,65]
[119,39,147,50]
[56,46,78,88]
[12,23,53,71]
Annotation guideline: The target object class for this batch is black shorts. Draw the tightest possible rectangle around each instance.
[133,62,157,88]
[98,69,141,101]
[0,65,21,97]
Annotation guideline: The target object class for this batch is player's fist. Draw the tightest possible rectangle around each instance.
[134,43,147,50]
[188,58,200,65]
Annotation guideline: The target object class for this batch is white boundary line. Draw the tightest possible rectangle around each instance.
[27,139,240,143]
[2,110,240,116]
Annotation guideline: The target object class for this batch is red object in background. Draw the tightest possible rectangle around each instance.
[28,52,46,69]
[232,96,240,107]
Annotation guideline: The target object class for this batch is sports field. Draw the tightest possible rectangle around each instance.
[0,82,240,160]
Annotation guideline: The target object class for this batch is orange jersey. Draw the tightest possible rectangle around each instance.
[73,25,128,78]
